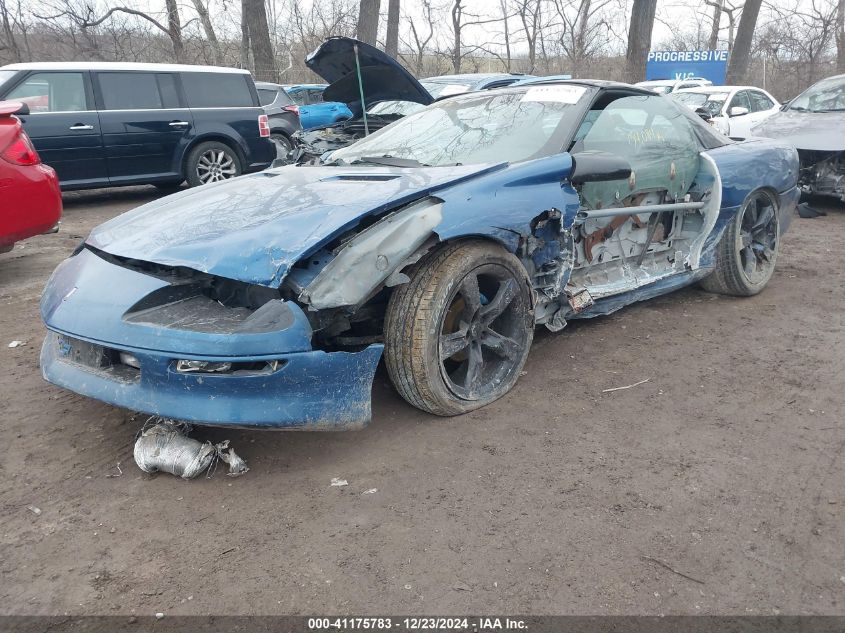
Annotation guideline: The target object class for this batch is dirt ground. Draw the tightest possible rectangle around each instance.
[1,186,843,617]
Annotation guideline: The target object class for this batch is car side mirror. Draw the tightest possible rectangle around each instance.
[14,102,29,116]
[729,106,749,117]
[694,106,712,121]
[569,151,632,185]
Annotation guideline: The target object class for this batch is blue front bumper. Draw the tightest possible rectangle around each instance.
[40,248,383,429]
[40,333,382,429]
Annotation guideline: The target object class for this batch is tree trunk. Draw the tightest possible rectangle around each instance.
[385,0,400,56]
[451,0,462,73]
[357,0,381,46]
[500,0,511,72]
[0,0,22,62]
[726,0,762,83]
[240,0,251,70]
[624,0,657,83]
[164,0,184,62]
[192,0,223,64]
[574,0,591,77]
[708,0,722,49]
[243,0,275,80]
[837,0,845,74]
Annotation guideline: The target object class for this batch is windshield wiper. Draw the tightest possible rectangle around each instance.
[812,108,845,112]
[788,105,809,111]
[352,155,429,167]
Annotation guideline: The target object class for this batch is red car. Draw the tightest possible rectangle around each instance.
[0,101,61,253]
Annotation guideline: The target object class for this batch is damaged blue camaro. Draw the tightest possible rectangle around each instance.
[40,79,799,428]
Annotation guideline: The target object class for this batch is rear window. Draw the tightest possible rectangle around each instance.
[98,72,180,110]
[182,72,254,108]
[0,70,16,89]
[258,88,277,106]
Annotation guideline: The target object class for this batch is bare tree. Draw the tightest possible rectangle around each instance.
[40,1,187,62]
[449,0,501,73]
[243,0,275,78]
[727,0,762,82]
[514,0,542,73]
[705,0,723,48]
[552,0,614,77]
[624,0,657,82]
[0,0,23,62]
[837,0,845,72]
[240,0,251,68]
[499,0,512,71]
[192,0,222,65]
[163,0,184,62]
[357,0,380,45]
[385,0,400,56]
[759,0,839,88]
[400,0,436,75]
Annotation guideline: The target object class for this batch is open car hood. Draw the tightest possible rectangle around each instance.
[306,37,433,115]
[86,163,502,288]
[752,110,845,152]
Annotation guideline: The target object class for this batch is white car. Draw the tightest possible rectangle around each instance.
[672,86,781,137]
[634,78,712,95]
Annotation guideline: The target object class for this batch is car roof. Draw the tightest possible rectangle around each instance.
[675,85,760,93]
[423,73,527,85]
[283,83,327,90]
[0,61,250,74]
[520,78,656,96]
[255,81,283,89]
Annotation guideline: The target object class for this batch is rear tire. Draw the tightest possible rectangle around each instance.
[384,241,534,416]
[700,189,780,296]
[271,133,293,163]
[185,141,242,187]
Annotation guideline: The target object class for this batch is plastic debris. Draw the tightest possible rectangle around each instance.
[155,613,165,620]
[133,418,248,479]
[602,377,651,393]
[362,488,378,495]
[27,505,41,516]
[8,340,24,348]
[330,477,348,487]
[217,440,249,477]
[797,202,827,219]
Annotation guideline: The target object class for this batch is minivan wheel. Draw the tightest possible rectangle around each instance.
[186,141,242,186]
[271,133,293,162]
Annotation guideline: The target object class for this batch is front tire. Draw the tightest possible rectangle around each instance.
[384,241,534,416]
[700,189,780,296]
[185,141,242,187]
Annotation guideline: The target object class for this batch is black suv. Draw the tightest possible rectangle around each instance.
[0,62,276,189]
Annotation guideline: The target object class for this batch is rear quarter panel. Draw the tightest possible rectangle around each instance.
[188,107,275,171]
[700,138,799,266]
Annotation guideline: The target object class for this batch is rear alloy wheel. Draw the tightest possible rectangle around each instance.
[385,241,534,416]
[271,133,293,163]
[701,189,780,296]
[186,141,242,186]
